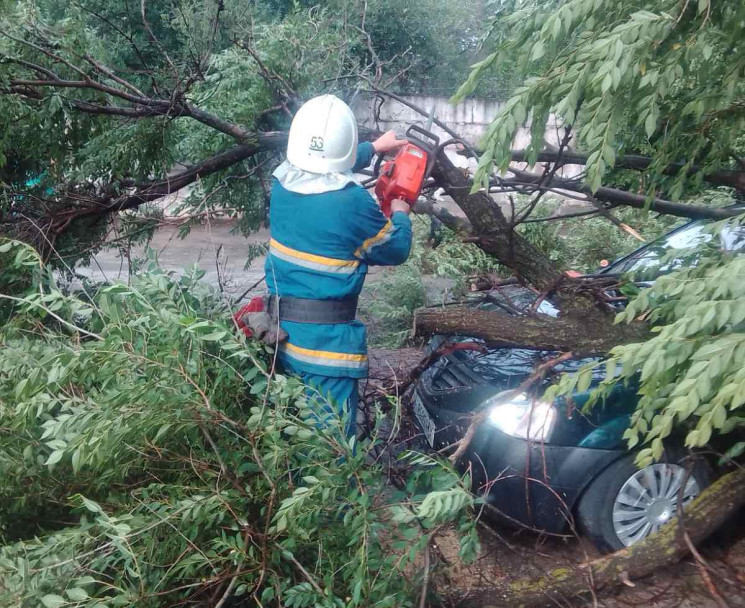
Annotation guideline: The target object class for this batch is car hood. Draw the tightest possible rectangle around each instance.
[426,341,601,393]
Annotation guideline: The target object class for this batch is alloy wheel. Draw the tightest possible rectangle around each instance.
[612,463,700,546]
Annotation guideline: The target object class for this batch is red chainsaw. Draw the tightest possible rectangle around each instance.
[373,124,440,218]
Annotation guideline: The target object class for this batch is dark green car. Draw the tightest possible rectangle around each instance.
[414,219,743,551]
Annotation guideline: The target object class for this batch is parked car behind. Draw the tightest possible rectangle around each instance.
[413,218,744,551]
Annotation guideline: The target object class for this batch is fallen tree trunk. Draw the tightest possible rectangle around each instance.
[450,465,745,608]
[413,306,646,355]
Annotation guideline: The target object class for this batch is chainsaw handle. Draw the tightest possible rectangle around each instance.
[405,125,440,154]
[373,150,384,177]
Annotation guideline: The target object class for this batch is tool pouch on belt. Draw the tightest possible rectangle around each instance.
[234,296,288,344]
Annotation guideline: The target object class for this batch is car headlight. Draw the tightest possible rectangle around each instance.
[485,392,557,441]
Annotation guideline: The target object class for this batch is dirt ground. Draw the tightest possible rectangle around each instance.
[433,516,745,607]
[366,348,745,608]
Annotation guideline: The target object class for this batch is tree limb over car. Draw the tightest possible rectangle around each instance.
[450,466,745,608]
[413,307,647,356]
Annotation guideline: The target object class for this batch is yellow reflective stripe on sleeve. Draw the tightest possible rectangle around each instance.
[270,239,360,274]
[280,342,368,370]
[354,220,393,258]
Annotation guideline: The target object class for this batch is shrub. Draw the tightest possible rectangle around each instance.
[0,244,478,607]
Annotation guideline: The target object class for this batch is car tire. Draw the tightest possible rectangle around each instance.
[576,451,712,552]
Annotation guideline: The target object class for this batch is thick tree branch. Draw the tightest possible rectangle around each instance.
[431,152,566,291]
[4,132,287,248]
[459,148,745,192]
[66,98,186,118]
[411,198,473,235]
[5,55,253,141]
[413,306,646,356]
[504,167,741,221]
[451,466,745,608]
[80,132,286,216]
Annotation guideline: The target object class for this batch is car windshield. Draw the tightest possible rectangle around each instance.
[606,221,745,275]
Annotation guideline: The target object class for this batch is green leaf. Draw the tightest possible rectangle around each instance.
[576,367,593,393]
[531,41,545,61]
[200,330,227,342]
[71,448,82,474]
[651,437,663,460]
[154,423,172,442]
[42,595,66,608]
[601,73,612,93]
[14,378,29,400]
[249,380,267,395]
[542,384,559,402]
[66,588,89,601]
[81,497,103,514]
[721,441,745,463]
[604,359,617,380]
[46,450,65,466]
[712,404,727,429]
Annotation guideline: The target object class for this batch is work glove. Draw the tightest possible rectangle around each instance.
[242,311,288,344]
[234,296,288,345]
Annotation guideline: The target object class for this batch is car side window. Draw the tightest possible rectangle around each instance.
[610,224,709,274]
[610,221,744,277]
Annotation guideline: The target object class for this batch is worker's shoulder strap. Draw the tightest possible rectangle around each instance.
[267,295,358,324]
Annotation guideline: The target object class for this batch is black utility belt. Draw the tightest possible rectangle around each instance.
[266,295,358,324]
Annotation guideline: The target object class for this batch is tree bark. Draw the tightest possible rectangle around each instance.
[412,198,473,235]
[413,307,645,356]
[111,131,286,212]
[449,466,745,608]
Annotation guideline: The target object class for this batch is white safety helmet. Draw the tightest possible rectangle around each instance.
[286,94,358,174]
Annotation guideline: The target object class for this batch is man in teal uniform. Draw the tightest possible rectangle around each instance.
[261,94,412,438]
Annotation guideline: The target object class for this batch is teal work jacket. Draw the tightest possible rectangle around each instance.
[265,142,413,378]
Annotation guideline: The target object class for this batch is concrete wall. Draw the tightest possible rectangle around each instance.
[352,94,581,178]
[353,95,512,146]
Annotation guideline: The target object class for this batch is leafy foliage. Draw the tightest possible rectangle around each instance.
[0,248,479,607]
[456,0,745,198]
[546,216,745,466]
[512,198,685,273]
